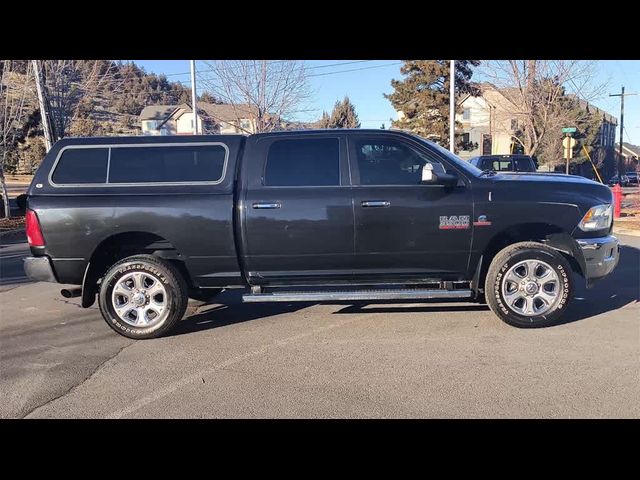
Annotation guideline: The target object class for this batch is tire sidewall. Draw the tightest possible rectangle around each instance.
[99,260,178,338]
[491,248,572,327]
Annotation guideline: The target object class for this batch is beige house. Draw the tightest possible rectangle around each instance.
[139,103,260,135]
[456,84,525,160]
[456,84,619,163]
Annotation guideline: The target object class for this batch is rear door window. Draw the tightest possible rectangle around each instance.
[264,138,340,186]
[51,148,109,184]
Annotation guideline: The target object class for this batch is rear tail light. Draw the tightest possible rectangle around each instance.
[25,209,45,247]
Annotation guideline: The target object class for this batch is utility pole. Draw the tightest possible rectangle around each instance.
[609,86,637,178]
[32,60,53,151]
[449,60,455,153]
[190,60,198,135]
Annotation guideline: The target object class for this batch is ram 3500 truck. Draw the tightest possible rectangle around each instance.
[23,130,619,339]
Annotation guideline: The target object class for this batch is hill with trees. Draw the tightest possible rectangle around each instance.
[1,60,200,175]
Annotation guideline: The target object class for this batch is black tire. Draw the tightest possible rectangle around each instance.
[485,242,573,328]
[98,254,188,339]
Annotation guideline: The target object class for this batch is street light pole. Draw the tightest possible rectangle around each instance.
[449,60,455,153]
[190,60,198,135]
[609,86,637,178]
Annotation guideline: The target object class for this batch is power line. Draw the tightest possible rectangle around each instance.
[308,62,402,77]
[65,60,380,90]
[623,125,634,144]
[164,60,373,78]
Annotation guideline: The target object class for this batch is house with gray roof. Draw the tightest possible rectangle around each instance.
[139,102,263,135]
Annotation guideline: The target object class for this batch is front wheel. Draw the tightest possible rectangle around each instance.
[98,255,188,339]
[485,242,573,328]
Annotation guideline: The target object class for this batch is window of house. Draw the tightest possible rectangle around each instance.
[354,138,445,186]
[108,145,227,183]
[462,108,471,120]
[51,148,109,184]
[264,138,340,186]
[144,120,158,130]
[510,119,518,130]
[462,133,470,145]
[240,120,251,131]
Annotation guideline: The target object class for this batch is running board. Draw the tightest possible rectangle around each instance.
[242,289,472,303]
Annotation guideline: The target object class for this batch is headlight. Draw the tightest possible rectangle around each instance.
[578,204,612,231]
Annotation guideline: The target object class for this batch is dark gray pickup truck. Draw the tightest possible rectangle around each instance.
[23,130,620,338]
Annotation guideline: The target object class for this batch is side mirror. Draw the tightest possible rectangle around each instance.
[421,163,435,183]
[421,164,458,187]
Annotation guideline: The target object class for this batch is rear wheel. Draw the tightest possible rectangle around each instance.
[485,242,573,328]
[98,255,188,339]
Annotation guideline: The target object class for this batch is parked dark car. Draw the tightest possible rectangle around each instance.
[468,154,538,173]
[625,171,638,186]
[23,130,619,339]
[607,174,630,187]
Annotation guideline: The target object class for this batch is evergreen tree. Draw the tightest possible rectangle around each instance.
[327,96,360,128]
[199,91,223,104]
[384,60,480,150]
[318,110,331,128]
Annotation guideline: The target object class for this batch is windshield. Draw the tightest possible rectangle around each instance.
[413,135,483,176]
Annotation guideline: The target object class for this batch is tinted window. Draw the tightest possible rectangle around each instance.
[109,145,226,183]
[481,157,513,171]
[513,157,535,172]
[356,138,444,186]
[264,138,339,186]
[52,148,108,184]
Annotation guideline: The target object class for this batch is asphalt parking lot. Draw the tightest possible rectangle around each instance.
[1,232,638,419]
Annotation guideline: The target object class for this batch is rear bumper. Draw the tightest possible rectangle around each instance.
[23,256,58,283]
[576,235,619,285]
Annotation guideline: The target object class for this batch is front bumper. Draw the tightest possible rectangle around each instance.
[23,256,58,283]
[576,235,619,284]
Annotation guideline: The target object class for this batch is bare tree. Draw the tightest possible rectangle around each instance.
[480,60,607,159]
[1,61,34,218]
[199,60,311,132]
[40,60,121,140]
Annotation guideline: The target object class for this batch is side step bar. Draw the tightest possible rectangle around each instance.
[242,289,472,303]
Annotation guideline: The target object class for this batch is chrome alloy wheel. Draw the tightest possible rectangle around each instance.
[501,259,561,317]
[111,271,169,327]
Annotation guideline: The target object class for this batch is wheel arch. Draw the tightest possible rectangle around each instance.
[471,223,584,297]
[81,231,191,308]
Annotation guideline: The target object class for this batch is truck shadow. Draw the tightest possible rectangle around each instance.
[555,243,640,325]
[171,291,313,336]
[174,244,638,335]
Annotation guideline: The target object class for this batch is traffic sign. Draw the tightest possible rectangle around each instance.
[562,137,577,149]
[562,127,577,134]
[563,136,576,159]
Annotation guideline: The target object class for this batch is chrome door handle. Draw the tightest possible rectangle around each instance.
[361,200,390,208]
[252,202,281,209]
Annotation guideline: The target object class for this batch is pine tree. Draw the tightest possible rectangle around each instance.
[318,111,331,128]
[384,60,480,150]
[327,96,360,128]
[199,91,223,104]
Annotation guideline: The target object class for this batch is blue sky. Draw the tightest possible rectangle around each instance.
[129,60,640,145]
